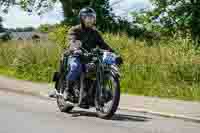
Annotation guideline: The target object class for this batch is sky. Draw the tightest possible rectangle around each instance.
[0,0,151,28]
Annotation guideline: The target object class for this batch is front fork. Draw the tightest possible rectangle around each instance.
[96,63,105,107]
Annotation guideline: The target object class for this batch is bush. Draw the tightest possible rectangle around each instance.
[0,41,18,67]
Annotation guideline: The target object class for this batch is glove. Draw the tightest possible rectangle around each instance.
[73,49,83,56]
[116,56,123,65]
[63,50,70,57]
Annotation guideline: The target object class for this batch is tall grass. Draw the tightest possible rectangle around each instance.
[0,40,61,82]
[104,34,200,100]
[1,32,200,101]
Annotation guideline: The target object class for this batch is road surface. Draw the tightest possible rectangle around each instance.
[0,90,200,133]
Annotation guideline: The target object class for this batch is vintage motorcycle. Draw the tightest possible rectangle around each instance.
[53,47,122,119]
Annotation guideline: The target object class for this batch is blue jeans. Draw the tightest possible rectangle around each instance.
[66,56,82,81]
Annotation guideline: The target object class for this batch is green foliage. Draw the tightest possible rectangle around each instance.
[0,42,17,66]
[38,25,49,33]
[92,33,200,101]
[0,0,136,35]
[0,16,3,32]
[48,24,70,49]
[38,24,53,33]
[0,17,11,41]
[149,0,200,44]
[60,0,124,33]
[0,67,16,77]
[90,0,116,32]
[2,25,200,100]
[0,41,61,82]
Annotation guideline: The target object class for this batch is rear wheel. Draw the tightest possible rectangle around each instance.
[56,75,74,112]
[96,74,120,119]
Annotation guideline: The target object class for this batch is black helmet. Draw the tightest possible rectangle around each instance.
[79,7,96,28]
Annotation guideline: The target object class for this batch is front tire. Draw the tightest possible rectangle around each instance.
[96,74,120,119]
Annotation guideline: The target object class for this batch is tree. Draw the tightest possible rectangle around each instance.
[0,16,4,32]
[15,28,23,32]
[0,0,138,35]
[0,0,116,31]
[23,26,35,31]
[0,16,11,41]
[59,0,118,32]
[149,0,200,45]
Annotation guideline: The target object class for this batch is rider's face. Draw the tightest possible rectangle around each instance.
[81,14,96,28]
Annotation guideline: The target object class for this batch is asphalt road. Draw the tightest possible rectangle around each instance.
[0,90,200,133]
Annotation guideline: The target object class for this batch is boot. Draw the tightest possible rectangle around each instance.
[78,89,89,109]
[63,80,74,101]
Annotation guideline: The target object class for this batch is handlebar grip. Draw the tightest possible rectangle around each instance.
[85,53,94,57]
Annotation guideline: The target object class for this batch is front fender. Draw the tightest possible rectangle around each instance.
[110,65,121,78]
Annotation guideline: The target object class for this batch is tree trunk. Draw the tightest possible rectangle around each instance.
[59,0,73,18]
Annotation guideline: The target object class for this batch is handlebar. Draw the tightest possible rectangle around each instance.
[81,47,109,54]
[79,47,123,65]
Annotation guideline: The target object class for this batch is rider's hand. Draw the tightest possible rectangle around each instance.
[116,56,123,65]
[73,49,83,56]
[63,49,70,56]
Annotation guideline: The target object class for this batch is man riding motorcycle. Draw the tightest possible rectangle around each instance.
[64,7,122,109]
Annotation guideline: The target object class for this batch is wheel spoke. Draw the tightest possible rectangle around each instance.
[98,76,115,114]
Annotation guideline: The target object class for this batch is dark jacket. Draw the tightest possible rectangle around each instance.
[67,25,114,53]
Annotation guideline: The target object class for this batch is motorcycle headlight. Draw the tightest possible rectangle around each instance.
[102,52,117,65]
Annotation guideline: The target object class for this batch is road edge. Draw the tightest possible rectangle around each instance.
[1,86,200,123]
[119,107,200,123]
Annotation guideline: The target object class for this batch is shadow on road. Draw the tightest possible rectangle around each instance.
[68,110,151,122]
[112,114,151,122]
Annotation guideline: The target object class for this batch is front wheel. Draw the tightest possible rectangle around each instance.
[96,74,120,119]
